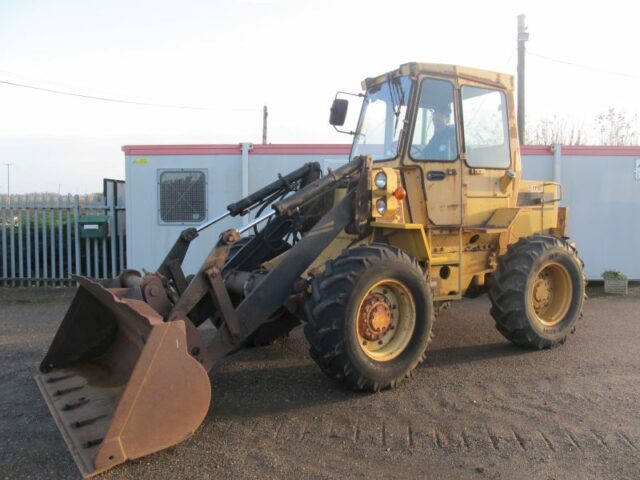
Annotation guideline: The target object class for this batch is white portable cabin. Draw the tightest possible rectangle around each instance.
[124,144,640,280]
[123,143,350,275]
[520,145,640,280]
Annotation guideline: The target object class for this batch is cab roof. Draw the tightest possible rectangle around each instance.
[362,62,514,91]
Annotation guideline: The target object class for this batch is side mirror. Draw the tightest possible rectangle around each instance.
[329,99,348,126]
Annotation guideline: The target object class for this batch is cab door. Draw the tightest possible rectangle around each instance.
[407,77,463,226]
[459,84,515,226]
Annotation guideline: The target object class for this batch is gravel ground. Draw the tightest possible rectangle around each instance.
[1,283,639,480]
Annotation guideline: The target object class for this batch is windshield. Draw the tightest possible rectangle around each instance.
[350,76,413,161]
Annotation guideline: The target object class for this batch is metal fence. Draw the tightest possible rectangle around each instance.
[0,185,125,286]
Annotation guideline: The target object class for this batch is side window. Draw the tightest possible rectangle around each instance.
[158,169,207,224]
[410,79,457,161]
[461,87,511,168]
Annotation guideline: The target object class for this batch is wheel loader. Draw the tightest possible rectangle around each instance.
[36,62,585,477]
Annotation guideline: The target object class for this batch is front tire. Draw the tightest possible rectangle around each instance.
[489,235,586,349]
[304,245,434,392]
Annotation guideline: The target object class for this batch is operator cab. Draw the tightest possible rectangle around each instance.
[330,62,513,168]
[330,62,517,226]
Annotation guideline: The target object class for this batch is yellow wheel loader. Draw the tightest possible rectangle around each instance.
[36,63,585,477]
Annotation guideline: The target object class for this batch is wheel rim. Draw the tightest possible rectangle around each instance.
[530,262,573,326]
[355,279,416,361]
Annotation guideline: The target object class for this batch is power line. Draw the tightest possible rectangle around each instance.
[0,78,261,111]
[527,51,640,79]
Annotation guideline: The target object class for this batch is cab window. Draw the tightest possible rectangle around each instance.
[410,79,457,162]
[461,87,511,168]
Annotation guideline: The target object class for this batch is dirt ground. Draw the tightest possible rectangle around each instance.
[1,283,640,480]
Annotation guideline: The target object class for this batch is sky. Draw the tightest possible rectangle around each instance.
[1,0,639,194]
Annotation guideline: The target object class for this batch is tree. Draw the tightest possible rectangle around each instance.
[525,115,586,145]
[595,108,639,146]
[526,108,639,146]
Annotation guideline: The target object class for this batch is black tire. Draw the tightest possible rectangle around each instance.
[489,235,585,349]
[304,244,434,392]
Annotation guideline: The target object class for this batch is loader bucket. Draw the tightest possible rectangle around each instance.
[35,276,211,478]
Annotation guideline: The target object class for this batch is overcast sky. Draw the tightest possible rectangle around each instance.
[1,0,639,194]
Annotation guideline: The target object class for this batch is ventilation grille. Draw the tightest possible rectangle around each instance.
[159,170,207,223]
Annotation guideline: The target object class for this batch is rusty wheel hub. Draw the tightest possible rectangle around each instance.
[355,279,416,362]
[358,293,394,341]
[533,273,553,311]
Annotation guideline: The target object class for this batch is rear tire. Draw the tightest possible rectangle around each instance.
[304,245,433,392]
[489,235,585,349]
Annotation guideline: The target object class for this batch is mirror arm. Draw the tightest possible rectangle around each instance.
[332,125,356,136]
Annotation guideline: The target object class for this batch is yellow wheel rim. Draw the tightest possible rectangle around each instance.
[355,279,416,361]
[530,262,573,326]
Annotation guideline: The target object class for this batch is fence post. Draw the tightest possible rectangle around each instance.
[92,196,99,278]
[26,195,32,287]
[18,195,24,285]
[57,195,63,284]
[1,195,6,287]
[66,194,71,286]
[49,194,56,286]
[9,195,15,286]
[101,194,107,279]
[42,193,48,286]
[34,194,40,286]
[117,198,125,272]
[84,199,91,277]
[109,183,117,278]
[73,194,80,278]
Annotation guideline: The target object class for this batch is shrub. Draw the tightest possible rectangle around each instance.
[602,270,628,281]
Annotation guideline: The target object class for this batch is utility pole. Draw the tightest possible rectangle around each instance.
[517,14,529,145]
[262,105,268,144]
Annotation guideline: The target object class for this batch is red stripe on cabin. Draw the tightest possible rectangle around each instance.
[522,145,640,156]
[122,144,351,156]
[123,144,640,157]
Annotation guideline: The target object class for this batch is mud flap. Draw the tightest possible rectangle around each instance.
[35,277,211,478]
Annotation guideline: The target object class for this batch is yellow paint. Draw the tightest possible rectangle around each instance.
[307,63,567,300]
[372,222,431,262]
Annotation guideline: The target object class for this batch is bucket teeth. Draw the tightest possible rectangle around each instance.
[73,415,108,429]
[53,385,84,397]
[46,374,75,384]
[62,397,89,411]
[85,439,103,448]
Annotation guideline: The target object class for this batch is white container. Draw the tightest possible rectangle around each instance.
[604,278,628,295]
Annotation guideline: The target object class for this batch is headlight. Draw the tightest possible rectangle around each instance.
[375,198,387,215]
[374,171,387,189]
